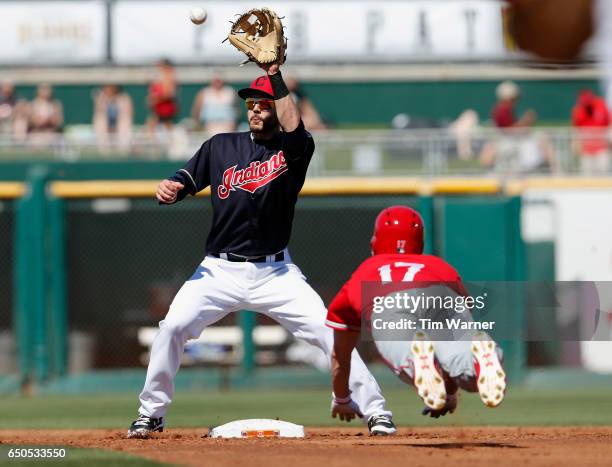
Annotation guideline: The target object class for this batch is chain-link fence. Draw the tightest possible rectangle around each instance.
[0,200,16,376]
[63,196,421,370]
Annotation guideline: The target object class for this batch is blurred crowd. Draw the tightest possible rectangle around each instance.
[1,59,611,175]
[0,81,63,143]
[0,59,327,156]
[394,80,612,175]
[94,59,326,154]
[482,81,610,175]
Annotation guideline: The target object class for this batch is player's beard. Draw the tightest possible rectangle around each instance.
[249,113,280,139]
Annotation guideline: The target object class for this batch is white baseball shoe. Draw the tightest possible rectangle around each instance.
[471,332,506,408]
[127,414,165,439]
[411,332,446,411]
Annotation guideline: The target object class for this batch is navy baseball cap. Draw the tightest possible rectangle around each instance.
[238,75,275,100]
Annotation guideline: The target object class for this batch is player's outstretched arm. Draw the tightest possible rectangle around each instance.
[331,330,363,422]
[258,62,301,133]
[332,330,358,398]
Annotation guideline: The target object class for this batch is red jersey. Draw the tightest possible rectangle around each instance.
[572,95,610,155]
[149,81,178,119]
[326,254,466,332]
[492,101,516,128]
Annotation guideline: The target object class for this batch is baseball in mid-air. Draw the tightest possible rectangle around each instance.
[190,7,207,25]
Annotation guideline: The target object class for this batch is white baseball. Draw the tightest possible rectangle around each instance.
[190,7,207,25]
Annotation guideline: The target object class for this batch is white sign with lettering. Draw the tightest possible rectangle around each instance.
[0,1,107,64]
[112,0,506,64]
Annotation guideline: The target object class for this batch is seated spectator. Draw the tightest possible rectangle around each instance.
[93,84,133,153]
[492,81,536,129]
[28,84,63,146]
[147,59,178,134]
[449,109,479,160]
[285,76,327,131]
[572,90,610,174]
[191,75,236,136]
[481,81,556,174]
[0,80,29,139]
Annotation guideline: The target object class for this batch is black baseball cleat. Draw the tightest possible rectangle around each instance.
[127,414,165,439]
[367,415,397,436]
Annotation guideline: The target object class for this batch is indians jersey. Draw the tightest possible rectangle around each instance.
[168,121,314,256]
[326,254,467,332]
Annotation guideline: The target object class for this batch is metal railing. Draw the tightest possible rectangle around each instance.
[0,126,610,177]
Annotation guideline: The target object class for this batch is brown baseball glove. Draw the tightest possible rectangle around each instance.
[227,8,286,65]
[507,0,594,61]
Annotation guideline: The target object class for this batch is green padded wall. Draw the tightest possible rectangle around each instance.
[12,79,602,126]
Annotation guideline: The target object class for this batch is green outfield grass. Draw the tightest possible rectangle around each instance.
[1,387,611,430]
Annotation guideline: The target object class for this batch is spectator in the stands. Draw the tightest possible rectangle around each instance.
[572,89,610,174]
[93,84,133,153]
[480,81,556,174]
[28,84,64,137]
[492,81,537,129]
[0,80,28,139]
[285,76,327,131]
[191,74,236,136]
[448,109,480,161]
[147,58,178,134]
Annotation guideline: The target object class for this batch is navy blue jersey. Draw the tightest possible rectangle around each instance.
[168,121,314,256]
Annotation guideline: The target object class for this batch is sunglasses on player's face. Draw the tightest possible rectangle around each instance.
[245,98,274,111]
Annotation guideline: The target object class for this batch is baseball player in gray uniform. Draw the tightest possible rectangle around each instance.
[127,62,395,438]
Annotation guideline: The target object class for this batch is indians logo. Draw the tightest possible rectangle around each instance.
[217,151,288,200]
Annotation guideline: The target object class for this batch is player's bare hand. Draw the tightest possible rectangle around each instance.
[157,179,184,204]
[331,396,363,422]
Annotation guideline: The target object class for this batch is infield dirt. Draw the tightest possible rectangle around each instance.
[3,427,612,466]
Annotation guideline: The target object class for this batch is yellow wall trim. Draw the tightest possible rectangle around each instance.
[48,177,505,198]
[18,177,612,199]
[0,182,26,199]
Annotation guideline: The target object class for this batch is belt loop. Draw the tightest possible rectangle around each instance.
[220,253,228,260]
[266,254,273,263]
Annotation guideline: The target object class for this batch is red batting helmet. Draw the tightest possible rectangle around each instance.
[370,206,424,255]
